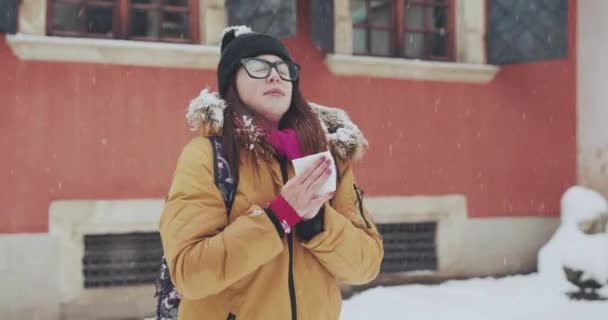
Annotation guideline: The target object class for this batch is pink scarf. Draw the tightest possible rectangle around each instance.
[267,128,303,160]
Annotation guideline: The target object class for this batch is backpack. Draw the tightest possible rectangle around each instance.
[154,136,237,320]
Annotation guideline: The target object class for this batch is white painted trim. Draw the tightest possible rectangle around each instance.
[201,0,228,45]
[366,195,467,224]
[18,0,46,35]
[576,0,608,197]
[334,0,353,54]
[366,196,559,281]
[368,215,560,286]
[455,0,486,64]
[6,34,220,69]
[0,234,61,319]
[49,199,164,304]
[61,285,156,320]
[366,195,467,274]
[325,54,499,83]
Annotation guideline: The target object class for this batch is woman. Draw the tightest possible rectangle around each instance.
[160,26,383,320]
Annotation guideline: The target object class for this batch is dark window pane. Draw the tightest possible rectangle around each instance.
[406,4,448,31]
[405,4,424,29]
[403,32,425,58]
[227,0,296,38]
[166,0,188,6]
[353,27,368,53]
[86,6,113,35]
[132,9,160,38]
[162,12,189,39]
[369,0,392,27]
[370,29,391,55]
[52,3,81,33]
[431,32,448,57]
[431,6,447,31]
[351,0,368,25]
[133,0,161,4]
[487,0,568,64]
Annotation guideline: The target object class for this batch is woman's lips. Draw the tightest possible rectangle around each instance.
[264,88,285,96]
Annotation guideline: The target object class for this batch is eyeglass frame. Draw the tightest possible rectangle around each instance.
[239,58,300,82]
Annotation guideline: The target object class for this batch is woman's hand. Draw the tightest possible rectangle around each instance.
[281,155,335,220]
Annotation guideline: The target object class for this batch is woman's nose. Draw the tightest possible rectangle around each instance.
[266,67,281,83]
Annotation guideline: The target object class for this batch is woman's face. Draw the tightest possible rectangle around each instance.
[235,54,294,126]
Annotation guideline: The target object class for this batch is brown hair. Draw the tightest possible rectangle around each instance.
[221,83,328,182]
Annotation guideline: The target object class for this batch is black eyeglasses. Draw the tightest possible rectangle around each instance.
[240,58,300,82]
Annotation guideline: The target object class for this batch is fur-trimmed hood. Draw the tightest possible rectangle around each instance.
[185,89,368,162]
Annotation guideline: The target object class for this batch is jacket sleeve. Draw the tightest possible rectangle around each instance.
[299,161,384,285]
[159,138,285,300]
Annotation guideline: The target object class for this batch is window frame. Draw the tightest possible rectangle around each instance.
[352,0,456,61]
[45,0,200,44]
[327,0,498,83]
[8,0,227,70]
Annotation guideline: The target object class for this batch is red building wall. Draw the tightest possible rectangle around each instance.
[0,0,576,233]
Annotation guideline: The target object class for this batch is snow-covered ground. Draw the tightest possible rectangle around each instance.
[341,273,608,320]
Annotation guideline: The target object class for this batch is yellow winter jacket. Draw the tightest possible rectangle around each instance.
[159,91,384,320]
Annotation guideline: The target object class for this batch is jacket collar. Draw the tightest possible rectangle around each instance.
[185,89,369,162]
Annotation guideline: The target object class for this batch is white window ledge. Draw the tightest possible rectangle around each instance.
[325,54,499,83]
[6,34,220,69]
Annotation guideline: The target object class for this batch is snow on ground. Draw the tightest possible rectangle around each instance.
[341,273,608,320]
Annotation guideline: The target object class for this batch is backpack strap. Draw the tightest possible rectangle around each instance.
[154,137,238,320]
[331,154,340,207]
[209,136,238,216]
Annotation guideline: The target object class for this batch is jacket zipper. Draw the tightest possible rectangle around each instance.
[279,158,298,320]
[354,184,371,228]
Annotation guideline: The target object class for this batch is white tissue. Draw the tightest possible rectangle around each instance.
[292,151,337,196]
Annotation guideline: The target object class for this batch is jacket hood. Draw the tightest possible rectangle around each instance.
[185,89,368,162]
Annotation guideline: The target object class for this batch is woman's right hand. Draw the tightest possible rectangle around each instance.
[281,156,334,220]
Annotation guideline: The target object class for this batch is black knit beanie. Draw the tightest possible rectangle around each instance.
[217,26,294,98]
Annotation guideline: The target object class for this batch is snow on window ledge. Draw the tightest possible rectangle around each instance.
[6,34,220,69]
[325,54,500,84]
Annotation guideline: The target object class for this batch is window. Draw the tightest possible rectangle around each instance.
[351,0,454,61]
[47,0,199,43]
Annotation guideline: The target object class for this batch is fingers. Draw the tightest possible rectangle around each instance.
[296,157,326,184]
[301,157,331,188]
[306,166,331,194]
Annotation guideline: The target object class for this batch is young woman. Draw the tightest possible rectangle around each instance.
[160,26,383,320]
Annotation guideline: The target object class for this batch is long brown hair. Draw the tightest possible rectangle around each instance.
[221,82,328,182]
